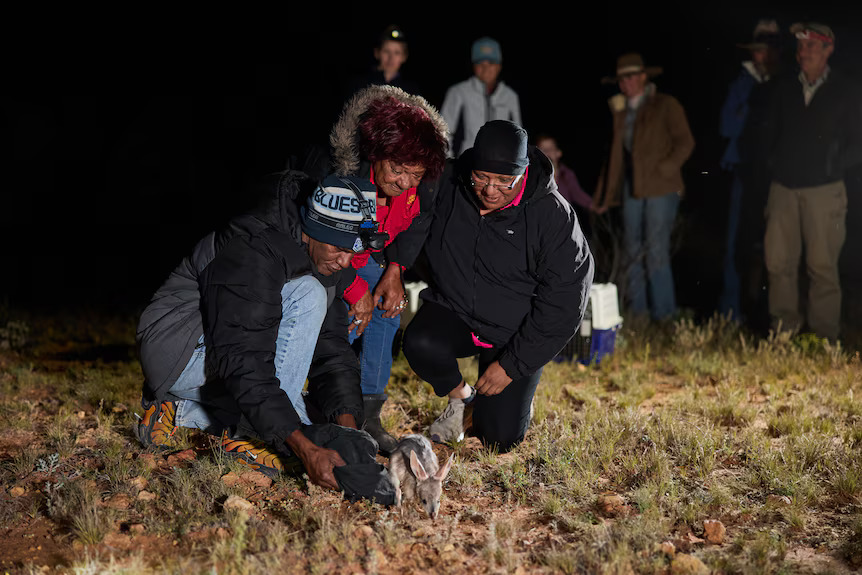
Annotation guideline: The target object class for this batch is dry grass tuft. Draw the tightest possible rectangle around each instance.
[0,309,861,573]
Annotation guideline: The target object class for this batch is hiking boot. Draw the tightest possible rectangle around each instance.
[429,387,476,444]
[135,400,180,449]
[221,431,290,478]
[362,394,398,456]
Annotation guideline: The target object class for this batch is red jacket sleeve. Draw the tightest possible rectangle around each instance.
[342,275,369,305]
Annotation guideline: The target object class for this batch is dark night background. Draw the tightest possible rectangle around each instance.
[3,2,861,330]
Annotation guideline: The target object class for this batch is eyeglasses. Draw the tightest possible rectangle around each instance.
[470,173,522,192]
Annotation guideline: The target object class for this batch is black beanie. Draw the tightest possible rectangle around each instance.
[471,120,529,176]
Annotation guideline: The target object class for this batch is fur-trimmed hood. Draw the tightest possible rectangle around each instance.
[329,85,449,177]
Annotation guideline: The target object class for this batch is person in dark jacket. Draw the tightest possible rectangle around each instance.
[402,120,595,451]
[346,24,422,99]
[135,172,387,490]
[763,22,862,343]
[717,19,781,332]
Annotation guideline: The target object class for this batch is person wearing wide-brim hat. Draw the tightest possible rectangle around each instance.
[716,19,782,333]
[736,19,782,53]
[592,52,695,322]
[600,52,663,85]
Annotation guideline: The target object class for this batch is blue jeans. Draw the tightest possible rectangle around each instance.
[622,182,680,320]
[346,260,401,395]
[167,275,327,433]
[718,173,743,319]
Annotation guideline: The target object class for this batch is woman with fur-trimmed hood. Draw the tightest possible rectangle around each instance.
[328,85,448,455]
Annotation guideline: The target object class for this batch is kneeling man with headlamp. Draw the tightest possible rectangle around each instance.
[135,173,386,490]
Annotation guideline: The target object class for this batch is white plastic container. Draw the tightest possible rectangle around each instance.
[555,283,623,365]
[400,281,428,327]
[589,283,624,330]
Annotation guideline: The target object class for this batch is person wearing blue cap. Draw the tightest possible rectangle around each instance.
[134,172,389,490]
[402,120,594,451]
[440,37,522,158]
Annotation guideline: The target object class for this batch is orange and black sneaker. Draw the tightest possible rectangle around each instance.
[221,431,293,478]
[135,400,179,449]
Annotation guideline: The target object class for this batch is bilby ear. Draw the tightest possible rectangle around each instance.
[435,453,454,481]
[410,451,429,481]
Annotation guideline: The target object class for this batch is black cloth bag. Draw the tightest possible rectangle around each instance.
[282,423,396,505]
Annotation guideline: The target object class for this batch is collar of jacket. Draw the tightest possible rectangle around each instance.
[742,61,769,83]
[631,82,657,109]
[455,146,555,212]
[608,82,657,113]
[798,65,830,89]
[468,74,507,97]
[329,85,448,177]
[244,169,308,241]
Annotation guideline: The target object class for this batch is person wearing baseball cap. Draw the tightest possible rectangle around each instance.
[762,21,862,343]
[135,170,387,491]
[440,37,522,158]
[402,120,595,451]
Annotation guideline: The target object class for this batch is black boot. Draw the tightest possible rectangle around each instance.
[362,394,398,456]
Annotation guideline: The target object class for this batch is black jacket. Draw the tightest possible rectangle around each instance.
[766,68,862,188]
[346,68,423,104]
[419,147,594,379]
[137,170,363,447]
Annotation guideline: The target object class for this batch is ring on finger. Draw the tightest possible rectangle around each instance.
[353,318,362,324]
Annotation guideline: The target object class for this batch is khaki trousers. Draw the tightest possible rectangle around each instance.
[764,180,847,341]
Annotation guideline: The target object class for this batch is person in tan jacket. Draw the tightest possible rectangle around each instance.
[593,53,695,320]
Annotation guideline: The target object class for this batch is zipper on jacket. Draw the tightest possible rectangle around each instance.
[472,216,484,316]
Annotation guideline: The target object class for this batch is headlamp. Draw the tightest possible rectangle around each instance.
[338,178,390,252]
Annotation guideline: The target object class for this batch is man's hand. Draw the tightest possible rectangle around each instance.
[302,447,346,490]
[286,429,346,491]
[348,290,375,336]
[475,360,513,396]
[375,264,408,319]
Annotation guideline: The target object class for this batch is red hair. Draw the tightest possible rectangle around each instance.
[358,97,448,180]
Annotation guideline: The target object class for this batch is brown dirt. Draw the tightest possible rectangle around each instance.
[1,348,859,574]
[0,398,569,574]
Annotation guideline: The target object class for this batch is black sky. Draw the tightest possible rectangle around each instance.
[3,1,861,318]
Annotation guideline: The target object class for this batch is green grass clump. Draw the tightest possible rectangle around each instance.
[0,308,861,573]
